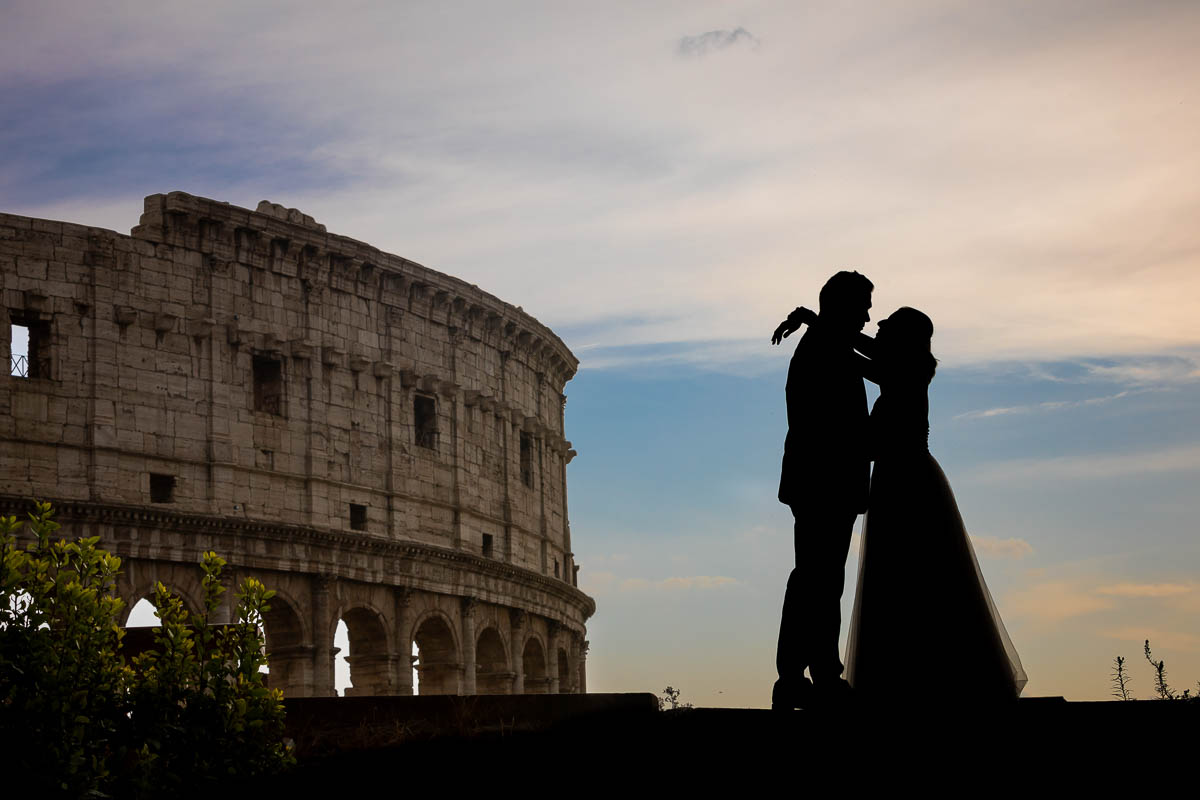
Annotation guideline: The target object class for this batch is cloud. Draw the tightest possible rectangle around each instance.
[656,575,738,590]
[1096,583,1194,598]
[954,388,1153,421]
[3,2,1200,367]
[967,443,1200,484]
[1005,580,1113,626]
[677,27,760,57]
[1101,627,1200,653]
[585,572,739,594]
[971,535,1034,559]
[585,553,631,568]
[1082,357,1200,386]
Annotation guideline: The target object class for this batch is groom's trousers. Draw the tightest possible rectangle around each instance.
[776,505,857,684]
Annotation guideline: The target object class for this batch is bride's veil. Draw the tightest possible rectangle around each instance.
[963,531,1028,694]
[844,518,868,689]
[844,495,1029,696]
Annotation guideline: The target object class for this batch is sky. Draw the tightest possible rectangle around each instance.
[7,0,1200,705]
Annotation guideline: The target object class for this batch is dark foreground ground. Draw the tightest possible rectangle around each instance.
[250,694,1198,789]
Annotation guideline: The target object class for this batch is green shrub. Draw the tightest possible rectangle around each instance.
[0,501,293,796]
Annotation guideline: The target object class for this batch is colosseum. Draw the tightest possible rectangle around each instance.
[0,191,594,698]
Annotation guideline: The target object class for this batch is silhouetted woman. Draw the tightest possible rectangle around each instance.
[784,306,1026,703]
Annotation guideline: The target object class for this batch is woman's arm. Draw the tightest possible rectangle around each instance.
[853,330,878,359]
[770,307,805,345]
[782,306,884,384]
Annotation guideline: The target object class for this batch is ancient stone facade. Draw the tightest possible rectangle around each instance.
[0,191,593,697]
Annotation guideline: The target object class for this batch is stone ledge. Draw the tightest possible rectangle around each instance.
[284,693,659,757]
[0,494,596,622]
[262,695,1198,789]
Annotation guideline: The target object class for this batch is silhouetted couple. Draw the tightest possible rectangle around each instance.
[770,271,1026,710]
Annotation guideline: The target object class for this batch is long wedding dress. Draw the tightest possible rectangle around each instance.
[845,375,1027,702]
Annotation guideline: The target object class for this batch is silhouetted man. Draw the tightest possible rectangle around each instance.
[770,270,873,709]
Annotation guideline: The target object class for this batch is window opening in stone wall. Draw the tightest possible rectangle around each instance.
[482,533,494,558]
[9,320,28,377]
[349,503,367,531]
[520,432,534,488]
[554,558,560,579]
[253,356,284,416]
[149,474,175,503]
[414,395,437,449]
[10,315,49,378]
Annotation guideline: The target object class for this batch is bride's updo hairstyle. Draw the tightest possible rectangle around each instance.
[881,307,938,384]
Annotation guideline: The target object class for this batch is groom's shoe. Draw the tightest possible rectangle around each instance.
[771,678,815,711]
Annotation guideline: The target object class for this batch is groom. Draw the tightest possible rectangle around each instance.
[770,270,873,710]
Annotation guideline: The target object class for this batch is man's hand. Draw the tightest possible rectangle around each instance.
[770,306,817,345]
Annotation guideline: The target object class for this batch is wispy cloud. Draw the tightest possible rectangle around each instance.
[677,27,760,57]
[1096,582,1194,598]
[1082,357,1200,386]
[1101,627,1200,653]
[1005,579,1113,626]
[4,2,1200,367]
[954,388,1152,421]
[971,535,1034,559]
[967,443,1200,484]
[584,571,739,595]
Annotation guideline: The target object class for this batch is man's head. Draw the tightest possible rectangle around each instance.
[818,271,873,336]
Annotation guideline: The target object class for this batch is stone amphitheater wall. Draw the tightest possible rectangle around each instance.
[0,192,593,696]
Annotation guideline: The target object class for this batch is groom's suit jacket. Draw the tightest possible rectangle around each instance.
[778,326,870,514]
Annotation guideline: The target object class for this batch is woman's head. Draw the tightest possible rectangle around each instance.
[877,307,937,382]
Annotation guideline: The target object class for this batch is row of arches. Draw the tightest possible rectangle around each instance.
[120,569,587,698]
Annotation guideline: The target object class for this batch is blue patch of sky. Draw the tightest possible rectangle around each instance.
[0,73,358,207]
[566,352,1200,579]
[934,361,1200,464]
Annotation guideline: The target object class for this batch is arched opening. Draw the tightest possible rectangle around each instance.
[120,597,160,661]
[558,649,571,693]
[522,637,548,694]
[475,627,511,695]
[334,620,349,695]
[118,588,201,627]
[260,595,308,697]
[412,640,420,694]
[412,615,458,695]
[337,607,391,697]
[125,597,158,627]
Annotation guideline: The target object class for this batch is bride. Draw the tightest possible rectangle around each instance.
[787,305,1026,702]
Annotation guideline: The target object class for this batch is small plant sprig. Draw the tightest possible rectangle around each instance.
[1110,639,1196,702]
[1111,655,1134,701]
[1144,639,1174,700]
